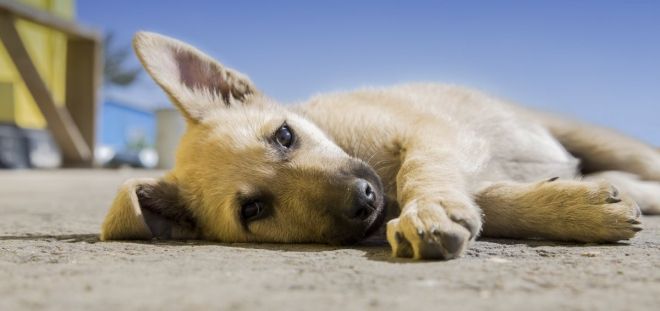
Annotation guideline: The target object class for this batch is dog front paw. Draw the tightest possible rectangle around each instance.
[386,199,482,260]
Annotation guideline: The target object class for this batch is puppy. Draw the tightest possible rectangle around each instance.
[101,32,658,260]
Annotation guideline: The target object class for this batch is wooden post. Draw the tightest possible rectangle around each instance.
[65,39,102,166]
[0,0,102,167]
[0,12,92,164]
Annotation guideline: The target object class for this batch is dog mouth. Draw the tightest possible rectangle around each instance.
[363,200,386,239]
[330,197,387,246]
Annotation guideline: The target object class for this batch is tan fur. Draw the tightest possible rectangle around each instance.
[101,178,154,240]
[101,32,657,260]
[476,179,641,242]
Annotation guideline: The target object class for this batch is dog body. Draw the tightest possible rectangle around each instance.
[296,83,579,192]
[101,32,659,260]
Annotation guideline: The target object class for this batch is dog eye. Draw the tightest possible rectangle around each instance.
[274,124,293,148]
[241,201,265,221]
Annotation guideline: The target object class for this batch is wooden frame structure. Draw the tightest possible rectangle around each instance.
[0,0,102,167]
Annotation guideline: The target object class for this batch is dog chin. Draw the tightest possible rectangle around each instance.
[332,202,387,246]
[363,203,386,239]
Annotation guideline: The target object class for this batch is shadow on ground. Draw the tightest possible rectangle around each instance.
[0,232,629,264]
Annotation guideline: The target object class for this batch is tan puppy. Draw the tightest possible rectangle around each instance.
[101,32,659,260]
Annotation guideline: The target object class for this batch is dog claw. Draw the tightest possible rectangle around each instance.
[547,176,559,182]
[631,227,642,232]
[627,219,641,225]
[606,197,622,204]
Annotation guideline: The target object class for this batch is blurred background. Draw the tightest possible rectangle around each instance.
[1,0,658,169]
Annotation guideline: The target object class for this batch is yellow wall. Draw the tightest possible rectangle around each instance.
[0,0,75,129]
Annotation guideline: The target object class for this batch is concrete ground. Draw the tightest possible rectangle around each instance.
[1,169,659,311]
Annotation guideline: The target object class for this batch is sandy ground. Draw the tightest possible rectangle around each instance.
[1,169,659,311]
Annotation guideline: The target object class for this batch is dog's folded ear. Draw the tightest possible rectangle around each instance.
[100,178,198,241]
[133,31,260,122]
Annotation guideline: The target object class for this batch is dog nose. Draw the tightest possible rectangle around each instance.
[349,179,377,220]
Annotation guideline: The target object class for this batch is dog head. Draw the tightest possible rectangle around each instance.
[100,32,385,245]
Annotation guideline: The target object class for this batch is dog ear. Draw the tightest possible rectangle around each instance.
[133,31,260,122]
[100,178,199,241]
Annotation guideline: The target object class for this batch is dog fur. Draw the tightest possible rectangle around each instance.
[101,32,659,260]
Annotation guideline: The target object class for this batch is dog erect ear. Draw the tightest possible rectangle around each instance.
[133,31,259,122]
[100,178,199,241]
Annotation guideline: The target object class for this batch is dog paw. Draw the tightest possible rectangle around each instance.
[537,180,643,242]
[582,182,643,242]
[386,199,482,260]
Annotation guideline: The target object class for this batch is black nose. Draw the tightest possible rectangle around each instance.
[349,179,377,220]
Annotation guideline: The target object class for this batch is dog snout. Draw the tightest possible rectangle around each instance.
[348,179,377,220]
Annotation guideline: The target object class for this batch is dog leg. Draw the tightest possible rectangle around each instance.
[476,178,642,242]
[520,108,660,181]
[584,171,660,215]
[386,145,482,260]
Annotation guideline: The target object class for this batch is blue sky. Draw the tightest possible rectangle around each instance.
[78,0,660,144]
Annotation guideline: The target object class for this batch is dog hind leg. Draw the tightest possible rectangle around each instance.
[518,108,660,181]
[475,178,642,242]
